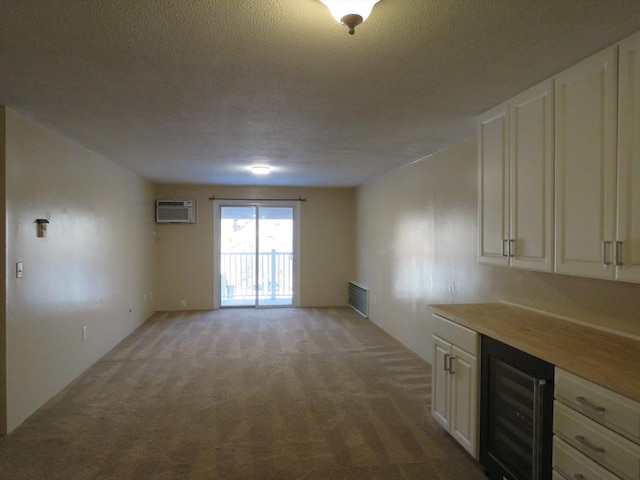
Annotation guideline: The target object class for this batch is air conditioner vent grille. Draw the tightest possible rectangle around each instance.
[156,199,195,224]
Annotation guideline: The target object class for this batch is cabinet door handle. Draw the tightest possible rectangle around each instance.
[448,356,456,374]
[502,239,509,257]
[602,241,612,266]
[444,353,450,372]
[574,435,605,455]
[508,239,515,257]
[575,396,605,414]
[614,241,623,266]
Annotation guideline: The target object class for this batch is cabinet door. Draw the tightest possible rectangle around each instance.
[432,335,451,431]
[450,345,479,458]
[555,47,618,279]
[616,32,640,283]
[478,103,509,266]
[509,80,554,271]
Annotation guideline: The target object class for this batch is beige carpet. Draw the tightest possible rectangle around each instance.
[0,307,486,479]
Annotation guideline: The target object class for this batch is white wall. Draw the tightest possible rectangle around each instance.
[2,108,156,433]
[153,184,356,310]
[356,138,640,363]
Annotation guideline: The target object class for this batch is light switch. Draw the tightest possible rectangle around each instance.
[16,262,23,278]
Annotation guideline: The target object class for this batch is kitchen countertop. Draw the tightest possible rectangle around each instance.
[428,303,640,403]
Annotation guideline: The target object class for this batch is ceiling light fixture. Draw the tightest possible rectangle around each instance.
[319,0,381,35]
[251,165,271,175]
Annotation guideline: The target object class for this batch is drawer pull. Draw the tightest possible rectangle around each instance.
[574,435,605,455]
[575,396,605,414]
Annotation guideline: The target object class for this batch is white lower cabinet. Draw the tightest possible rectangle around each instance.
[431,314,479,458]
[554,436,621,480]
[553,368,640,480]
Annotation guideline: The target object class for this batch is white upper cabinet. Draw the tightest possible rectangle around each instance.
[478,80,554,271]
[616,32,640,283]
[478,30,639,283]
[509,80,555,271]
[478,104,509,266]
[554,47,618,280]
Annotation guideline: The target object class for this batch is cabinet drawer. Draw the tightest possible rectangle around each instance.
[555,368,640,443]
[554,435,623,480]
[554,401,640,480]
[432,314,478,355]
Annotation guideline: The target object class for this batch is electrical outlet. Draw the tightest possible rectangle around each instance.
[82,326,88,341]
[180,300,186,308]
[16,262,24,278]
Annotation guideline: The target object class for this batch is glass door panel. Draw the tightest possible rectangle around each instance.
[257,207,293,306]
[219,204,295,308]
[488,358,535,480]
[220,206,257,307]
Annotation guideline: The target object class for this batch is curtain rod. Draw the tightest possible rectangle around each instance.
[208,196,306,202]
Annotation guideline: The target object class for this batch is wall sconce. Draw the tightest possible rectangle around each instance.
[35,218,50,237]
[319,0,381,35]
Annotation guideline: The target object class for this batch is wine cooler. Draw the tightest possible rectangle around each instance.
[480,336,554,480]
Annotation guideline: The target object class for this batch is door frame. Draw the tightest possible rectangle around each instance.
[213,199,300,308]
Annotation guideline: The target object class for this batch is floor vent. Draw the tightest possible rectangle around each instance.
[348,281,369,318]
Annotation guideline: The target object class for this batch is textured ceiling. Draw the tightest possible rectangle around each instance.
[1,0,639,187]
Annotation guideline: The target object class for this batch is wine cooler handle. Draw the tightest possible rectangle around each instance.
[532,379,547,480]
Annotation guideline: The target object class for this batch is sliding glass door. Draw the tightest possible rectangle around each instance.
[216,202,298,307]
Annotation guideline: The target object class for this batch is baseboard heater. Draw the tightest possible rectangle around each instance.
[348,281,370,318]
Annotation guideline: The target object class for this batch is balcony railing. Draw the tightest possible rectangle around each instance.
[220,250,293,304]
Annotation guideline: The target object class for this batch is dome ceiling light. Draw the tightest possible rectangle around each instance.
[250,165,271,175]
[319,0,381,35]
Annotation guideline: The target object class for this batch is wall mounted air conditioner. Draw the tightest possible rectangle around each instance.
[155,200,196,224]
